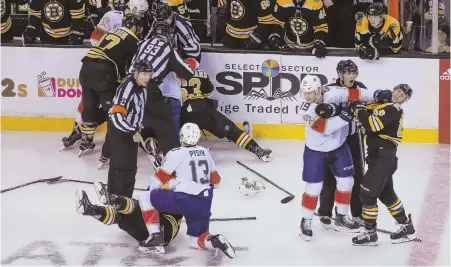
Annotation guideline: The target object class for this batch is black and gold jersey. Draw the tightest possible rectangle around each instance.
[355,14,403,54]
[83,26,140,80]
[28,0,85,39]
[1,0,13,35]
[283,0,328,48]
[180,70,214,104]
[357,102,404,149]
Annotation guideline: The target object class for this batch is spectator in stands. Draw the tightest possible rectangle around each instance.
[22,0,86,45]
[323,0,355,48]
[355,3,403,60]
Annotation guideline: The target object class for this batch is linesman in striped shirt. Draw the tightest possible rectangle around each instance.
[107,59,152,198]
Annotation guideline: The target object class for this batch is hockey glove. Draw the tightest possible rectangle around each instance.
[243,32,262,50]
[358,45,378,60]
[267,33,283,51]
[315,103,341,118]
[339,108,354,123]
[349,101,366,117]
[312,40,328,58]
[68,30,85,45]
[22,25,37,45]
[374,89,392,103]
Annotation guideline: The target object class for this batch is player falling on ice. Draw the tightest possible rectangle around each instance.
[101,122,235,257]
[297,75,356,241]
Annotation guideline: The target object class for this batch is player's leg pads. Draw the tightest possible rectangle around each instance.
[328,142,355,179]
[212,111,236,139]
[302,146,327,183]
[302,182,323,219]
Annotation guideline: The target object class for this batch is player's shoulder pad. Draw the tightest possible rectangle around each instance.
[276,0,295,7]
[356,17,369,33]
[386,102,403,111]
[384,15,401,34]
[303,0,323,10]
[194,70,209,79]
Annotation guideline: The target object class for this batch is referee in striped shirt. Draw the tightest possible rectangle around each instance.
[108,59,153,198]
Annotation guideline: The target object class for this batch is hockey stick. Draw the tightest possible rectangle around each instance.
[211,217,256,222]
[47,178,147,192]
[1,176,63,193]
[237,161,295,204]
[357,127,366,175]
[313,212,422,242]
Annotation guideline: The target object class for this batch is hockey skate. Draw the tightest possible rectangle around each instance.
[60,123,82,151]
[208,234,236,259]
[242,121,253,137]
[78,135,95,157]
[258,148,275,162]
[334,207,360,233]
[76,189,97,216]
[353,216,365,227]
[94,181,115,205]
[319,216,333,229]
[98,155,109,170]
[352,227,378,246]
[139,232,165,254]
[390,214,417,244]
[299,218,313,241]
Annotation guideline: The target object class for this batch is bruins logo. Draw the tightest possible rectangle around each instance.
[44,1,64,22]
[354,11,365,23]
[289,18,307,36]
[230,0,244,21]
[177,4,186,15]
[1,0,5,17]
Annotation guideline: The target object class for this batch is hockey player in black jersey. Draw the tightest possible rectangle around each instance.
[349,84,416,246]
[179,69,275,162]
[76,14,143,162]
[22,0,86,45]
[315,60,367,230]
[76,182,183,246]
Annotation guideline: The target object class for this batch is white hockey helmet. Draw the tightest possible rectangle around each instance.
[300,74,322,103]
[127,0,149,17]
[180,123,201,146]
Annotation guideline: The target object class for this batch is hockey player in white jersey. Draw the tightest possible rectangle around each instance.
[90,0,149,45]
[137,122,236,259]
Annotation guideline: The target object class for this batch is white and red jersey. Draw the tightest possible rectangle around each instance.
[153,146,221,195]
[323,86,379,104]
[90,10,124,45]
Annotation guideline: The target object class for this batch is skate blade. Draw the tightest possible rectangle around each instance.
[262,153,275,162]
[93,182,109,205]
[352,242,378,246]
[216,235,236,259]
[334,225,361,233]
[75,189,85,214]
[391,235,422,244]
[78,149,93,157]
[299,233,311,242]
[98,162,108,170]
[138,245,165,254]
[59,145,67,152]
[321,223,333,230]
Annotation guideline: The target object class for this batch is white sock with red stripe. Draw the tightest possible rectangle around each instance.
[301,182,323,219]
[335,176,353,215]
[189,232,214,250]
[139,190,161,234]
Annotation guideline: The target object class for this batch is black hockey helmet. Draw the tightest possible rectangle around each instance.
[151,20,171,40]
[122,13,144,35]
[133,59,153,73]
[367,3,385,16]
[394,84,413,100]
[336,59,359,75]
[149,1,173,21]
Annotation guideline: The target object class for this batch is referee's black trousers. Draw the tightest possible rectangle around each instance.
[318,133,364,218]
[107,123,138,198]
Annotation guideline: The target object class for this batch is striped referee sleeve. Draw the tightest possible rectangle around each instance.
[174,15,201,61]
[110,82,136,133]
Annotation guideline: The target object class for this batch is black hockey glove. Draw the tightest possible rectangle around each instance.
[267,33,283,51]
[68,30,85,45]
[349,101,366,117]
[339,108,354,123]
[358,45,379,60]
[374,89,392,103]
[22,25,37,45]
[312,39,327,58]
[315,103,341,118]
[243,32,262,50]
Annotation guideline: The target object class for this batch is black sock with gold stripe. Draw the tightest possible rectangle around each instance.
[113,196,137,215]
[362,205,378,230]
[230,130,260,152]
[386,198,407,224]
[95,205,117,225]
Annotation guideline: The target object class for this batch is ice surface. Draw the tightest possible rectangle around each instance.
[1,131,449,266]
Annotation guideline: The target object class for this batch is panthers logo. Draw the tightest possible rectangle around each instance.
[289,18,307,36]
[230,0,244,21]
[44,1,64,22]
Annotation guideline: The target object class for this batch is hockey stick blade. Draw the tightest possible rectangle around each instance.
[313,212,422,242]
[237,161,295,204]
[1,176,63,193]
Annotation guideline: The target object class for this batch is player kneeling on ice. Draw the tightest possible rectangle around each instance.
[138,122,236,258]
[298,75,356,241]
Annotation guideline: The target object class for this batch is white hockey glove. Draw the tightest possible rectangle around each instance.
[239,177,265,196]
